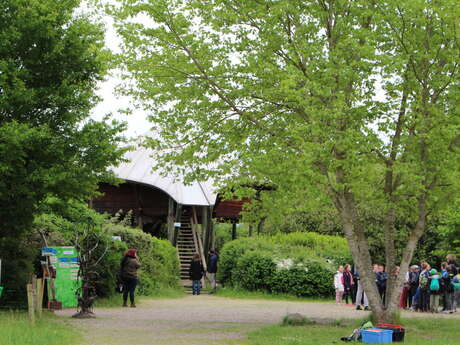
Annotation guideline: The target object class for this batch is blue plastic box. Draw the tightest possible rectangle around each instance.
[362,328,393,344]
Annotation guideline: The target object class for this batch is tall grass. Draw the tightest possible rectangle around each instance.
[0,311,81,345]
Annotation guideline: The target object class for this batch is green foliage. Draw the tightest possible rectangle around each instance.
[214,223,249,252]
[112,0,460,320]
[0,0,126,237]
[219,233,350,297]
[105,223,180,295]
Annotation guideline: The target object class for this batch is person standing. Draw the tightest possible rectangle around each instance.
[407,265,420,309]
[342,264,354,305]
[354,267,370,311]
[442,264,456,313]
[419,262,431,312]
[428,268,441,313]
[334,265,345,304]
[207,249,219,293]
[447,254,458,275]
[376,265,388,304]
[120,249,141,308]
[189,253,205,295]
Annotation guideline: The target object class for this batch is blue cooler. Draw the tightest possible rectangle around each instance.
[362,328,393,344]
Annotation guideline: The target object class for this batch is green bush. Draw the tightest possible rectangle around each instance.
[218,232,349,297]
[233,251,276,291]
[105,224,180,295]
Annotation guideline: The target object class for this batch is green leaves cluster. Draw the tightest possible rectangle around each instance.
[0,0,126,237]
[111,0,460,270]
[218,232,350,297]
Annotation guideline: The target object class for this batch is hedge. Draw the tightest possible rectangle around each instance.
[104,224,180,296]
[218,232,351,297]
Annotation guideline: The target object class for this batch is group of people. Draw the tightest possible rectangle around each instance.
[333,254,460,313]
[117,248,219,306]
[188,249,219,295]
[401,255,459,313]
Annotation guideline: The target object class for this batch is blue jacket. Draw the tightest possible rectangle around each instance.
[207,254,218,273]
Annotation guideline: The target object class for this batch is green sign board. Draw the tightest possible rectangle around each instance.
[45,246,80,308]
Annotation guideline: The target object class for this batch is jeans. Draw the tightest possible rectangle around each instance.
[207,273,217,290]
[355,281,369,307]
[454,291,460,312]
[122,277,138,304]
[412,287,421,309]
[444,292,455,311]
[192,280,201,295]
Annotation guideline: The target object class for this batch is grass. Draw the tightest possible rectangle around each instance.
[240,318,460,345]
[215,287,333,303]
[0,311,81,345]
[94,287,185,307]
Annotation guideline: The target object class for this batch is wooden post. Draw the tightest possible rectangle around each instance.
[202,206,208,254]
[36,278,44,317]
[27,283,35,326]
[248,224,253,237]
[167,197,175,244]
[232,222,237,240]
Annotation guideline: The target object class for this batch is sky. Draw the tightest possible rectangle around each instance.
[89,9,151,139]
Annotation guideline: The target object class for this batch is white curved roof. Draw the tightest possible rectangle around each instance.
[112,146,217,206]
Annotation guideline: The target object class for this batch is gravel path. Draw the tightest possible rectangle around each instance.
[56,295,460,345]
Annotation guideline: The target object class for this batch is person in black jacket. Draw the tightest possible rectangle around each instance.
[120,249,141,307]
[189,253,205,295]
[207,249,219,293]
[447,254,458,275]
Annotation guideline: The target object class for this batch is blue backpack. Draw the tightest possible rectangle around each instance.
[429,278,440,291]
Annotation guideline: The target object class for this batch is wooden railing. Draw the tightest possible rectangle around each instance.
[191,207,207,287]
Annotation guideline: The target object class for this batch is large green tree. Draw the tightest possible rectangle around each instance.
[0,1,126,305]
[112,0,460,322]
[0,0,125,238]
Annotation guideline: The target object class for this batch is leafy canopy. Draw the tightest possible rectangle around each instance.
[0,0,126,236]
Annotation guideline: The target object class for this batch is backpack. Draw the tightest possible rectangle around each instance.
[453,275,460,292]
[429,278,440,291]
[419,272,429,289]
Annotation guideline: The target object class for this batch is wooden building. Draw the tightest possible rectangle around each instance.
[92,145,245,282]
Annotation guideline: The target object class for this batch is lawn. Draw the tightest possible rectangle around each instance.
[0,311,81,345]
[241,318,459,345]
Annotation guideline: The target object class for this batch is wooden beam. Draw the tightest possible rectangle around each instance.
[167,197,175,244]
[232,222,237,240]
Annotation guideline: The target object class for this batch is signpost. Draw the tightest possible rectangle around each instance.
[42,246,80,308]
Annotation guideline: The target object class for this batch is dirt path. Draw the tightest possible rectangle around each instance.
[56,295,460,345]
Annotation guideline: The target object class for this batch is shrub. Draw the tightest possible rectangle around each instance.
[104,224,180,295]
[233,251,276,291]
[218,232,349,297]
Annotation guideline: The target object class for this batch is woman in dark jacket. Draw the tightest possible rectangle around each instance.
[120,249,141,307]
[189,253,204,295]
[342,264,354,305]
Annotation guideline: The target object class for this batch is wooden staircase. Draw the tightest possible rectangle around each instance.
[177,215,197,285]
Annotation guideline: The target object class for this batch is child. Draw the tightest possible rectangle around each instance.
[442,265,456,313]
[334,265,344,304]
[189,253,204,295]
[428,268,441,313]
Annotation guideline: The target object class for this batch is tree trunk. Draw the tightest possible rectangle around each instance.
[335,187,428,323]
